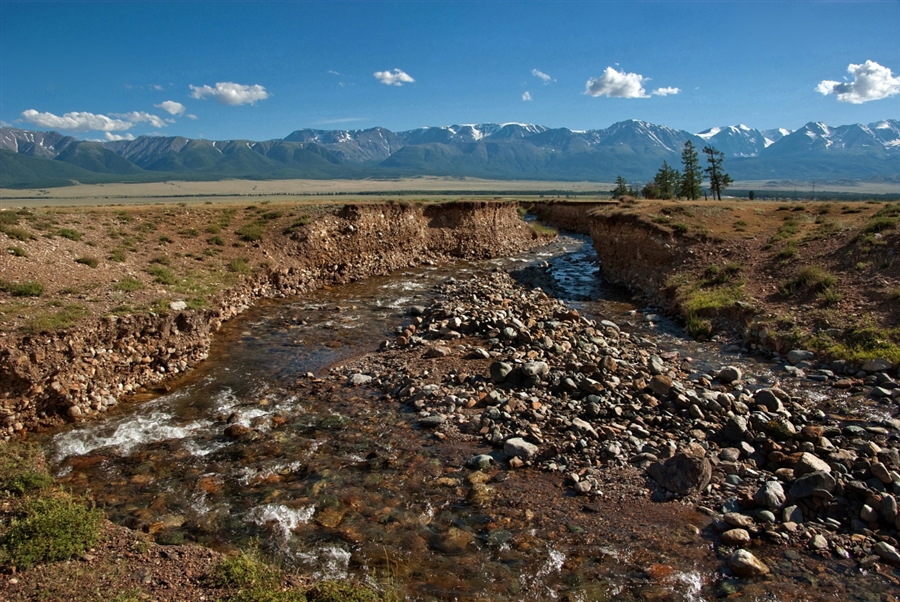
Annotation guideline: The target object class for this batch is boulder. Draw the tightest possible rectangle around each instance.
[753,481,786,509]
[504,437,538,461]
[647,452,712,496]
[729,549,769,577]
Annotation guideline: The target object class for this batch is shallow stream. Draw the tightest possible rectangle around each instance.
[42,234,894,601]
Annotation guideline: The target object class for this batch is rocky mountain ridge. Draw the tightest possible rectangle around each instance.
[1,119,898,188]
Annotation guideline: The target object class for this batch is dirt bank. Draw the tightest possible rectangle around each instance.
[535,199,900,365]
[0,200,547,435]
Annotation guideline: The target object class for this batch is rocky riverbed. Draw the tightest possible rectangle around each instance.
[336,268,900,594]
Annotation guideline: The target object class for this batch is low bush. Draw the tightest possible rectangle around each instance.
[0,224,35,241]
[0,444,54,496]
[7,246,27,257]
[56,228,82,241]
[0,280,44,297]
[109,248,127,262]
[147,266,176,285]
[862,216,897,234]
[228,258,251,275]
[237,223,265,242]
[75,256,99,268]
[780,267,836,297]
[114,277,143,292]
[1,493,103,569]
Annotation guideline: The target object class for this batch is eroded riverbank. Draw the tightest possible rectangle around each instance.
[17,233,898,601]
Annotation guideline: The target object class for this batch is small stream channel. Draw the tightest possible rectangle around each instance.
[41,233,893,601]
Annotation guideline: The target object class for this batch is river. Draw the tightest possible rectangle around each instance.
[41,233,894,601]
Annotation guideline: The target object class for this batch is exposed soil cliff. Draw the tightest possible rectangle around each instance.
[0,201,544,435]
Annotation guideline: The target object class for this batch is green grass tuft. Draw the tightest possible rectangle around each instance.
[75,256,99,268]
[228,257,251,275]
[0,224,35,241]
[147,265,177,285]
[7,246,28,257]
[114,277,143,292]
[0,280,44,297]
[237,223,265,242]
[26,304,89,333]
[56,228,83,241]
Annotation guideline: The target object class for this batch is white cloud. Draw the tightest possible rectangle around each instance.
[374,69,415,86]
[189,82,270,105]
[585,66,651,98]
[522,91,533,102]
[152,84,164,91]
[532,69,553,84]
[155,100,186,116]
[105,132,135,141]
[652,87,680,96]
[816,60,900,104]
[186,114,198,120]
[112,111,167,128]
[327,70,340,76]
[21,109,133,132]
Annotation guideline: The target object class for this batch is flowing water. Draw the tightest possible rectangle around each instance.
[42,234,894,601]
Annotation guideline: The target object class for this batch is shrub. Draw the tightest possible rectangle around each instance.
[0,224,35,241]
[178,228,199,238]
[159,235,173,244]
[149,255,170,266]
[733,220,747,231]
[237,223,264,242]
[684,312,712,339]
[777,241,799,260]
[56,228,82,241]
[214,552,280,589]
[862,216,897,234]
[7,246,27,257]
[147,266,176,285]
[283,215,312,234]
[0,444,54,496]
[75,256,99,268]
[228,258,251,275]
[306,580,385,602]
[0,280,44,297]
[0,212,19,225]
[671,222,689,234]
[109,248,127,262]
[1,494,103,569]
[114,277,143,292]
[780,267,836,297]
[208,235,225,246]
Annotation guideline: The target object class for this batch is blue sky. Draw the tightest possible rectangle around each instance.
[1,1,898,142]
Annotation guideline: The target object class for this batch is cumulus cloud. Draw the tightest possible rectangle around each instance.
[522,91,533,101]
[105,132,135,141]
[816,60,900,104]
[532,69,553,84]
[21,109,133,132]
[374,69,415,86]
[189,82,270,105]
[652,86,680,96]
[585,66,652,98]
[112,111,167,128]
[155,100,186,116]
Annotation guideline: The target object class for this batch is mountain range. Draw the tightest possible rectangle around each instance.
[1,119,898,189]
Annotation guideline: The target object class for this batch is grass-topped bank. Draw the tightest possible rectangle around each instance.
[0,442,401,602]
[586,199,900,364]
[0,199,549,436]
